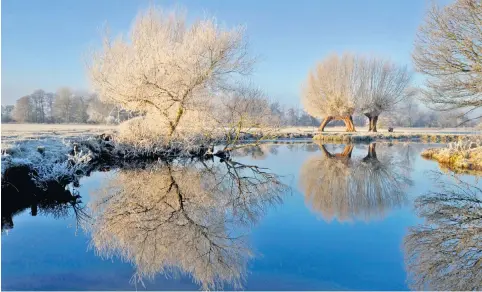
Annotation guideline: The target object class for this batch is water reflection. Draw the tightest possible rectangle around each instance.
[404,173,482,291]
[231,142,318,158]
[86,159,288,290]
[299,143,412,222]
[1,167,87,231]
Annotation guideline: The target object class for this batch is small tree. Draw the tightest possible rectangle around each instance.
[413,0,482,121]
[53,87,74,123]
[12,96,34,123]
[301,53,360,132]
[89,7,254,141]
[357,57,414,132]
[1,105,14,123]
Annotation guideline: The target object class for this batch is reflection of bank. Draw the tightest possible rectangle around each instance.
[1,166,86,231]
[404,174,482,291]
[87,160,287,290]
[299,142,412,222]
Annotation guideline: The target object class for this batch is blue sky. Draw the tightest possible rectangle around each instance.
[1,0,450,106]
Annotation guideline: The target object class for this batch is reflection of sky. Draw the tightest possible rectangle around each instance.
[2,143,480,290]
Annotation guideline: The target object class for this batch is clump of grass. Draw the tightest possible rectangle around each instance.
[421,138,482,171]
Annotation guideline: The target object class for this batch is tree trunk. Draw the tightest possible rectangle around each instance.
[371,116,379,132]
[319,144,333,158]
[319,144,353,158]
[343,116,356,132]
[168,106,185,137]
[367,143,376,159]
[362,143,377,162]
[365,113,373,131]
[340,144,354,158]
[319,116,333,132]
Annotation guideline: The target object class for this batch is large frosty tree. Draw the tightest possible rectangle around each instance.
[413,0,482,120]
[89,7,254,139]
[357,57,414,132]
[301,53,360,132]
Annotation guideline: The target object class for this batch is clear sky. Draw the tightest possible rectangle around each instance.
[1,0,450,106]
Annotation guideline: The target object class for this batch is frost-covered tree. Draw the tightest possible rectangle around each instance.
[86,93,116,124]
[216,85,279,149]
[413,0,482,120]
[30,89,46,123]
[1,105,14,123]
[357,57,414,132]
[89,7,254,140]
[12,96,34,123]
[53,87,74,123]
[404,173,482,291]
[301,53,360,132]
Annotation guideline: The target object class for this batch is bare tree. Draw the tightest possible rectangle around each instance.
[301,53,360,132]
[53,87,74,123]
[71,91,90,123]
[12,96,34,123]
[89,7,254,141]
[404,173,482,290]
[30,89,46,123]
[215,85,280,150]
[357,57,414,132]
[1,105,14,123]
[413,0,482,121]
[44,92,55,123]
[87,160,286,290]
[86,93,116,124]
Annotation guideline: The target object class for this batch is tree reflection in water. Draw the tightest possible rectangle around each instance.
[86,159,288,290]
[299,142,412,222]
[404,173,482,291]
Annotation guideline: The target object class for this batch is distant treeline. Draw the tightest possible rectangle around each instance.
[1,88,136,124]
[1,88,478,128]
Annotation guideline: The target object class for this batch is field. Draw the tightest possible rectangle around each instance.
[1,123,118,145]
[2,123,481,145]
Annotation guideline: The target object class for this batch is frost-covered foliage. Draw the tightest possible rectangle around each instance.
[89,6,268,144]
[301,53,360,118]
[299,143,411,222]
[413,0,482,114]
[1,139,93,188]
[115,85,279,149]
[302,53,414,132]
[86,160,287,290]
[357,56,414,118]
[404,173,482,290]
[447,136,482,150]
[421,136,482,171]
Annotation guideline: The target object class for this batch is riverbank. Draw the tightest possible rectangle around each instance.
[2,124,481,187]
[313,132,481,143]
[421,139,482,173]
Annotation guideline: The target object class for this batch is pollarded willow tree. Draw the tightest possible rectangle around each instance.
[88,7,256,142]
[357,57,415,132]
[413,0,482,120]
[301,53,360,132]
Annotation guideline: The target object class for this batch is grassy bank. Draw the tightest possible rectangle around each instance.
[313,132,479,143]
[421,139,482,172]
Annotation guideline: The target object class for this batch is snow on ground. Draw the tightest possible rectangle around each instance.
[1,124,114,186]
[2,123,480,145]
[1,123,117,145]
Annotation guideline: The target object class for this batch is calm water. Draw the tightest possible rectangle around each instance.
[2,142,481,290]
